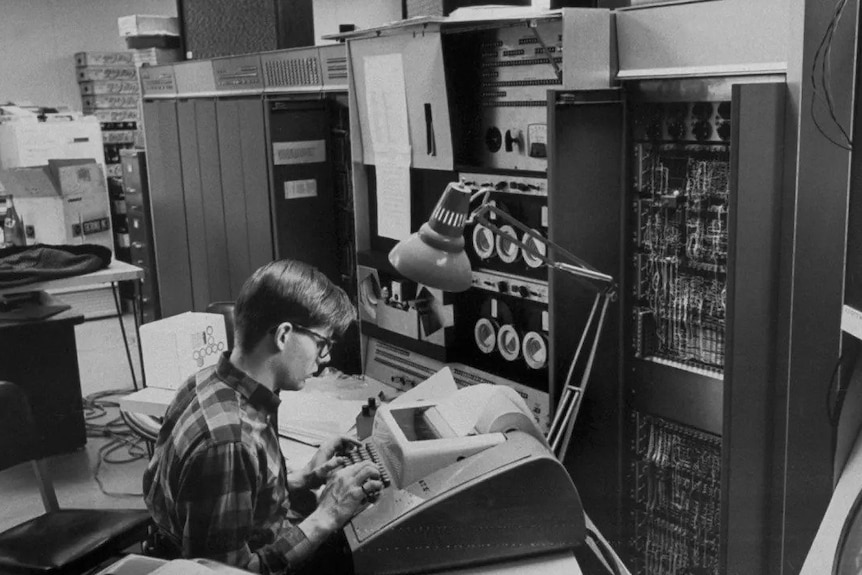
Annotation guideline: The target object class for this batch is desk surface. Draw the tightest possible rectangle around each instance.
[0,259,144,296]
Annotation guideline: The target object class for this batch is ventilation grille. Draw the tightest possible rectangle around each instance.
[325,56,348,81]
[264,57,321,87]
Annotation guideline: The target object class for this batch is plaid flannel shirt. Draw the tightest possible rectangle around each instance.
[143,353,314,574]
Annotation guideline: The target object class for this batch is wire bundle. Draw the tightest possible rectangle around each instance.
[83,389,148,498]
[811,0,853,151]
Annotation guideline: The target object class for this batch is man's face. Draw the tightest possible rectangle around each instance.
[276,323,333,391]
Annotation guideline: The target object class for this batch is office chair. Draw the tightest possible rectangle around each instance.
[0,381,152,575]
[205,301,235,352]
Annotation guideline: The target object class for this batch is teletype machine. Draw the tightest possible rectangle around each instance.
[344,381,586,574]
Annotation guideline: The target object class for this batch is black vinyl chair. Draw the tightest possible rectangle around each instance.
[0,381,152,574]
[205,301,235,352]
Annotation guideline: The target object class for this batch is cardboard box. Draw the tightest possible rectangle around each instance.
[76,67,138,83]
[81,94,140,109]
[0,160,113,251]
[0,116,105,169]
[85,108,140,124]
[74,51,135,67]
[139,312,229,390]
[118,15,180,37]
[101,130,138,144]
[133,47,181,67]
[78,81,140,95]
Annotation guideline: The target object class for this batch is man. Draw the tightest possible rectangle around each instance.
[144,259,382,573]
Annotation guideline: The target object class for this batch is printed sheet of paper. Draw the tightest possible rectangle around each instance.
[363,53,412,241]
[363,53,411,153]
[374,153,411,241]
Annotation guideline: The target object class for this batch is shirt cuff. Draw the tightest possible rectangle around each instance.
[257,523,314,573]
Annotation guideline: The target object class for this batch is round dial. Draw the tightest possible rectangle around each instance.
[485,126,502,153]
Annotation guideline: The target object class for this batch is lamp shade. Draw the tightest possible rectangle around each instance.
[388,182,474,292]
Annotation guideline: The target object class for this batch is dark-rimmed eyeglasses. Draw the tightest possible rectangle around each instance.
[291,324,335,359]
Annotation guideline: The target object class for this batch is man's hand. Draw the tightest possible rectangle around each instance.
[293,435,360,491]
[312,462,383,531]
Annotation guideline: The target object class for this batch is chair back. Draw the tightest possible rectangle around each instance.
[0,381,40,472]
[206,301,236,351]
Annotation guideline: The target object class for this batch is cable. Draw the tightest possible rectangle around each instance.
[585,528,622,575]
[83,388,149,498]
[810,0,852,151]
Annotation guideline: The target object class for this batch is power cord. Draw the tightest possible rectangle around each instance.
[83,389,148,498]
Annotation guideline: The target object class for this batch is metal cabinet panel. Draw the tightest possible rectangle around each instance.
[178,99,213,310]
[547,89,625,539]
[268,99,339,283]
[196,99,233,304]
[348,32,454,170]
[216,100,248,297]
[143,100,193,317]
[237,98,273,274]
[723,81,786,575]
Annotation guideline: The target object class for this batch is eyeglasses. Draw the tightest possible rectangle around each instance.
[292,324,335,359]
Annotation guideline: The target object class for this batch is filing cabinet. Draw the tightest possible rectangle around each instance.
[120,149,160,323]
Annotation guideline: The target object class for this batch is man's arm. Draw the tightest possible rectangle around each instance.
[176,442,314,573]
[257,462,384,574]
[177,443,381,574]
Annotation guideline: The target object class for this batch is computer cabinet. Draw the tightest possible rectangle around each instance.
[612,78,785,575]
[120,149,160,324]
[140,46,359,368]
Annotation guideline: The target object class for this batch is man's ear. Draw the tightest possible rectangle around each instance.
[273,321,293,351]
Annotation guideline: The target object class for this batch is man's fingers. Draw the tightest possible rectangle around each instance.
[362,479,384,493]
[334,436,361,454]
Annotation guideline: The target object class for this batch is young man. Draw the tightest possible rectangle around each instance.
[144,259,382,573]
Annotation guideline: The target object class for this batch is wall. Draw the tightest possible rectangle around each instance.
[0,0,176,112]
[312,0,401,43]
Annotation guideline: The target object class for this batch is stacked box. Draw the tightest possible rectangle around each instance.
[75,51,142,262]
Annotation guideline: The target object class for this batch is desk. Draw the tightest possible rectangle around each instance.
[0,308,86,456]
[0,260,146,389]
[0,261,145,456]
[121,377,629,575]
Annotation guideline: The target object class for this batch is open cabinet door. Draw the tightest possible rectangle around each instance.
[723,80,785,575]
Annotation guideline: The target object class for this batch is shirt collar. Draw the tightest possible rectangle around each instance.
[215,352,281,416]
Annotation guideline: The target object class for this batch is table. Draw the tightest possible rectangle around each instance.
[0,260,146,390]
[0,261,145,456]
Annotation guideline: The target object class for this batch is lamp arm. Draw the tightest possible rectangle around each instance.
[470,203,615,289]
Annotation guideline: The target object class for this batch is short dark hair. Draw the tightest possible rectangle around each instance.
[234,259,356,353]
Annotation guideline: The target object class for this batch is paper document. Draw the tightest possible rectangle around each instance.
[391,366,459,405]
[374,154,412,241]
[363,53,413,241]
[363,53,410,153]
[277,392,365,446]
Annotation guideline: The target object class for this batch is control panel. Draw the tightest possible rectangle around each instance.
[446,20,562,172]
[459,172,548,281]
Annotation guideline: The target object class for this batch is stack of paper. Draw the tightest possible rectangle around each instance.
[277,392,366,446]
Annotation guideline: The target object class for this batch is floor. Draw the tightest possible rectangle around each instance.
[0,313,149,533]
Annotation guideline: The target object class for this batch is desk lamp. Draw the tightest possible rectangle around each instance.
[389,181,616,461]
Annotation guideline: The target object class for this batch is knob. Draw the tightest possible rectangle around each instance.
[505,129,522,152]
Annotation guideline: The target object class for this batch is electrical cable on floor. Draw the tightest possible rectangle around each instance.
[83,389,148,498]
